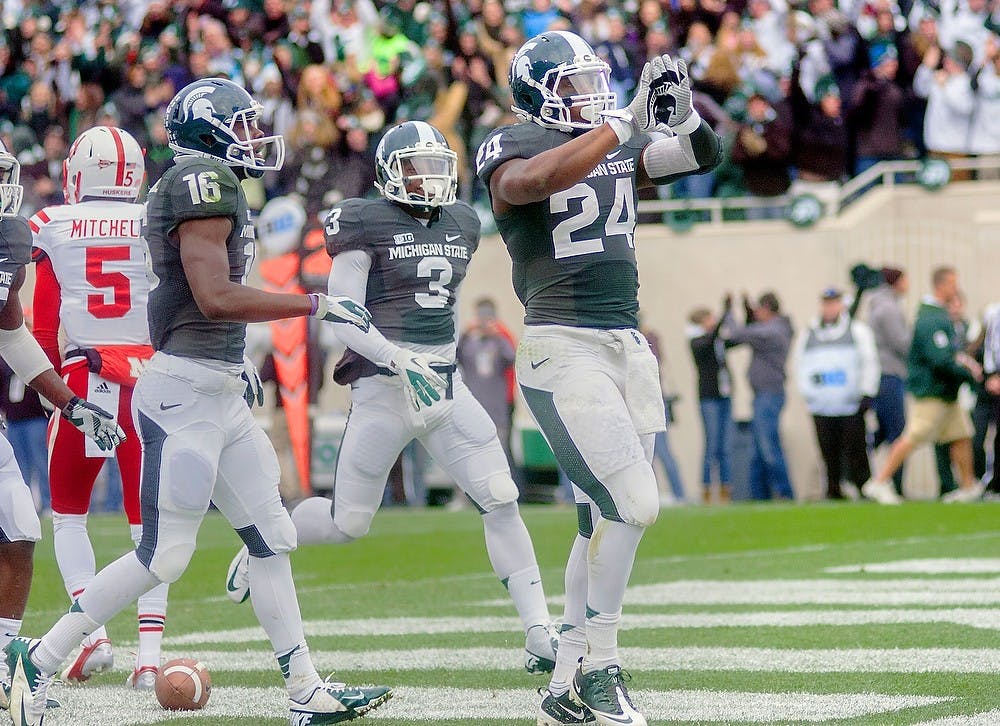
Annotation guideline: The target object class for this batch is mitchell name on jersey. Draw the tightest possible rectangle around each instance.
[324,197,480,346]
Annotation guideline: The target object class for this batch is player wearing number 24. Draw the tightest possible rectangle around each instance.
[476,31,722,726]
[227,120,561,678]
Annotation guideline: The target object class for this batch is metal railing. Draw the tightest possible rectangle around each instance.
[634,156,1000,227]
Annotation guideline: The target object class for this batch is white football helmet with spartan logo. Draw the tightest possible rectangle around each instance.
[63,126,145,204]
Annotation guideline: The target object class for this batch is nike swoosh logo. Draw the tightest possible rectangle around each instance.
[0,257,8,263]
[557,703,588,719]
[159,402,182,411]
[226,568,242,592]
[606,149,623,159]
[530,358,550,369]
[445,234,461,242]
[529,579,541,586]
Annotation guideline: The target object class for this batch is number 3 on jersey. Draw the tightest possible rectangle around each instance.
[415,256,452,308]
[551,178,635,259]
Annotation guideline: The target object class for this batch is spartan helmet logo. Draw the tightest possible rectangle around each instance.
[181,89,215,122]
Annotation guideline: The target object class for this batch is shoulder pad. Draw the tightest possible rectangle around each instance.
[0,217,34,266]
[323,198,370,258]
[475,123,566,186]
[443,202,482,250]
[165,158,241,221]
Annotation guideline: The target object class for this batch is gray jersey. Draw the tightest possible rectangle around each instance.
[144,157,255,364]
[476,122,647,330]
[0,216,32,305]
[324,198,480,345]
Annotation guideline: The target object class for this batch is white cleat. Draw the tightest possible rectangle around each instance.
[525,623,559,674]
[61,638,113,683]
[861,479,903,505]
[941,481,986,503]
[225,546,251,604]
[289,678,393,723]
[125,665,158,691]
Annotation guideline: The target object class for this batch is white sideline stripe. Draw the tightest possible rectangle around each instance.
[164,607,1000,645]
[112,647,1000,673]
[476,577,1000,607]
[48,685,950,725]
[914,710,1000,725]
[826,558,1000,574]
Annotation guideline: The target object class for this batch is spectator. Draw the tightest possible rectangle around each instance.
[296,64,343,123]
[980,302,1000,497]
[970,36,1000,177]
[22,81,57,142]
[521,0,562,39]
[456,298,517,477]
[595,11,638,105]
[850,46,906,174]
[794,287,879,500]
[914,40,975,181]
[726,291,795,500]
[642,323,688,506]
[279,110,340,219]
[865,266,911,494]
[730,92,793,218]
[863,267,985,503]
[790,74,848,209]
[687,300,736,503]
[327,124,376,203]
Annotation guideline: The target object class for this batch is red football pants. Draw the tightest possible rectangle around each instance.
[48,363,142,524]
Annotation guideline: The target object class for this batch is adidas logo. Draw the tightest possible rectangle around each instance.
[95,382,112,394]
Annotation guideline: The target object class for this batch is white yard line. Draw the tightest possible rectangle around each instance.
[46,685,951,725]
[912,710,1000,725]
[163,607,1000,646]
[106,646,1000,674]
[826,559,1000,574]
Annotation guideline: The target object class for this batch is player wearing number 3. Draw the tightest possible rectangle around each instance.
[29,126,170,691]
[228,120,559,676]
[476,32,722,726]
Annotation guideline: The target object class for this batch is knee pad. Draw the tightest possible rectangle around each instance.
[604,461,659,528]
[147,541,196,584]
[238,506,297,557]
[485,473,519,508]
[335,506,374,540]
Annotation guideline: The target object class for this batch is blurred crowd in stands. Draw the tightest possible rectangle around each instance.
[3,0,1000,223]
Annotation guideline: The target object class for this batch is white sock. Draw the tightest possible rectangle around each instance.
[482,503,550,630]
[246,553,321,698]
[548,534,589,696]
[0,616,22,677]
[32,553,161,674]
[290,497,353,545]
[132,523,168,670]
[52,513,108,647]
[582,518,644,672]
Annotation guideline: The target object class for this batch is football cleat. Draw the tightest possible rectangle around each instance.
[6,638,54,726]
[525,623,559,674]
[225,546,251,604]
[288,678,392,724]
[61,637,113,683]
[538,687,596,725]
[572,664,646,726]
[125,665,158,691]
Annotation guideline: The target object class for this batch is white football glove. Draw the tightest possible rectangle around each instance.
[601,54,700,142]
[312,294,372,332]
[657,56,700,134]
[389,349,450,411]
[61,396,125,452]
[241,355,264,408]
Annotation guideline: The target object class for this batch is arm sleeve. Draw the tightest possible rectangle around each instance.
[854,322,881,397]
[642,120,723,186]
[31,252,63,373]
[326,249,402,366]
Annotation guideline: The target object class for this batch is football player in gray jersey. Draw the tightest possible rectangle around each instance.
[0,141,125,716]
[6,79,395,726]
[477,31,722,726]
[226,120,559,675]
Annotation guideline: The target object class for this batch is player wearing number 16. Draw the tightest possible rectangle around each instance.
[476,31,722,726]
[28,126,170,691]
[6,79,391,726]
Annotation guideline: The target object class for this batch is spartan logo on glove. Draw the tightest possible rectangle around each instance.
[648,63,687,127]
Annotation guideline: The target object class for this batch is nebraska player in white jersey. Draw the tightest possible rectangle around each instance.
[29,126,169,690]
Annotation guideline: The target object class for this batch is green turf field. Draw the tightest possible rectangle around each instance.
[16,501,1000,725]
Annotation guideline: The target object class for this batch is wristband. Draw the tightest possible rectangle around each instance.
[307,293,319,317]
[671,109,702,136]
[600,110,635,145]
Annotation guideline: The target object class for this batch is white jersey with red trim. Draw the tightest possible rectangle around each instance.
[29,200,150,348]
